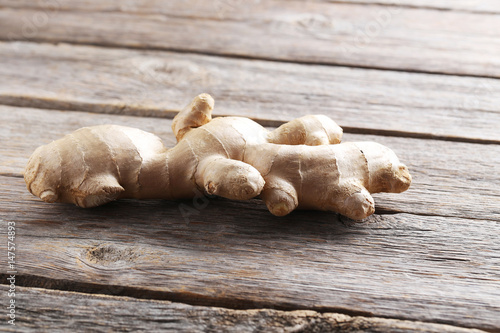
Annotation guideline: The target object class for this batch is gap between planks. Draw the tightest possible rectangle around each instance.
[0,285,488,333]
[2,98,499,146]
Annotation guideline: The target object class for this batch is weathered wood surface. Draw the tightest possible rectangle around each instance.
[1,286,486,333]
[2,105,499,221]
[1,1,499,331]
[1,175,499,331]
[1,42,499,144]
[1,1,500,77]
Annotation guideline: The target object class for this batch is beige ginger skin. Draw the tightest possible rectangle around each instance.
[25,94,411,220]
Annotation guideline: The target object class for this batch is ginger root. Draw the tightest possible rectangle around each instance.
[25,94,411,220]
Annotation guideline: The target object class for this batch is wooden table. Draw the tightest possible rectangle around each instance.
[1,1,499,332]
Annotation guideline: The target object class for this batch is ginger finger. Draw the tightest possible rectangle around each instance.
[172,93,214,141]
[195,156,265,200]
[268,115,343,145]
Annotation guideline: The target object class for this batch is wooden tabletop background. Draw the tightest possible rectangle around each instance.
[1,1,499,332]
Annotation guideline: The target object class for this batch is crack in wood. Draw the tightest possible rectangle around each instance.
[323,1,500,15]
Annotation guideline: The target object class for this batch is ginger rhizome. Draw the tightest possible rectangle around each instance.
[25,94,411,220]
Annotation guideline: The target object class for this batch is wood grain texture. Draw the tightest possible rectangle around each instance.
[0,1,498,332]
[0,178,499,331]
[0,1,499,77]
[0,286,487,333]
[1,42,499,143]
[1,105,499,221]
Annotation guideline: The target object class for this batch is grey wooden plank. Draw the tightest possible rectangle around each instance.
[0,1,499,77]
[1,105,499,221]
[1,42,499,143]
[0,179,499,331]
[0,286,486,333]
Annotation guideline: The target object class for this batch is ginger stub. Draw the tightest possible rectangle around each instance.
[25,94,411,220]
